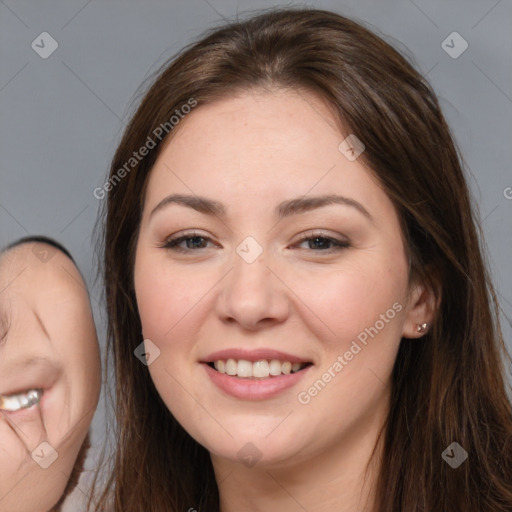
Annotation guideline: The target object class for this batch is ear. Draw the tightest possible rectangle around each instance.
[401,277,439,339]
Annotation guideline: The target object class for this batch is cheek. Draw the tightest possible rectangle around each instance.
[43,326,100,445]
[134,260,211,439]
[291,264,407,433]
[134,254,211,348]
[292,256,407,346]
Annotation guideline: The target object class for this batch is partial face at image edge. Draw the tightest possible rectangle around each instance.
[0,240,101,512]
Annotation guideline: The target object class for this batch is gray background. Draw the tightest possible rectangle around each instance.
[1,0,511,507]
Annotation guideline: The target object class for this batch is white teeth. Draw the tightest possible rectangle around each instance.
[237,360,253,377]
[281,361,292,375]
[252,360,270,378]
[212,359,308,378]
[0,389,43,412]
[225,358,237,376]
[269,359,282,376]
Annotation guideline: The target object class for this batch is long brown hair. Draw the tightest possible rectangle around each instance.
[93,8,512,511]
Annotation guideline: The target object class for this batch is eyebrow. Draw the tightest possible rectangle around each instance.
[149,193,373,222]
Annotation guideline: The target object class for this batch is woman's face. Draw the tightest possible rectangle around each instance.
[134,89,430,468]
[0,243,101,511]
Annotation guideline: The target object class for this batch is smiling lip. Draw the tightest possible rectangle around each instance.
[0,389,43,412]
[0,387,51,425]
[0,363,61,418]
[202,348,309,364]
[201,348,312,400]
[203,363,311,400]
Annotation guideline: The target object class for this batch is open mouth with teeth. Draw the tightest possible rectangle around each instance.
[0,389,44,412]
[207,359,312,378]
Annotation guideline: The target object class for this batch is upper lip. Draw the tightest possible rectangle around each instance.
[0,388,43,411]
[202,348,312,364]
[0,361,61,398]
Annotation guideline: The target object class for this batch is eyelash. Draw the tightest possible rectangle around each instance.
[160,231,350,254]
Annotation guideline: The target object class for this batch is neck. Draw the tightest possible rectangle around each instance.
[211,408,387,512]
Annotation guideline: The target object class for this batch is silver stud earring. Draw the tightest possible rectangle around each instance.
[416,322,429,334]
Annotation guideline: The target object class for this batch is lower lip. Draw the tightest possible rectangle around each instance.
[202,363,311,400]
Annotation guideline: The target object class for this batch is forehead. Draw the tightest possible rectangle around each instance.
[157,88,343,173]
[144,88,393,223]
[0,243,87,313]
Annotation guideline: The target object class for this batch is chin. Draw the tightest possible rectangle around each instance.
[194,421,311,468]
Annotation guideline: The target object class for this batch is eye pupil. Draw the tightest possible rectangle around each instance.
[309,237,331,249]
[186,236,207,249]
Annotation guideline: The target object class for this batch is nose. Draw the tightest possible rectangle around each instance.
[215,252,290,331]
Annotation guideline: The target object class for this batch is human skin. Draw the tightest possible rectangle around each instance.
[134,89,436,512]
[0,242,101,512]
